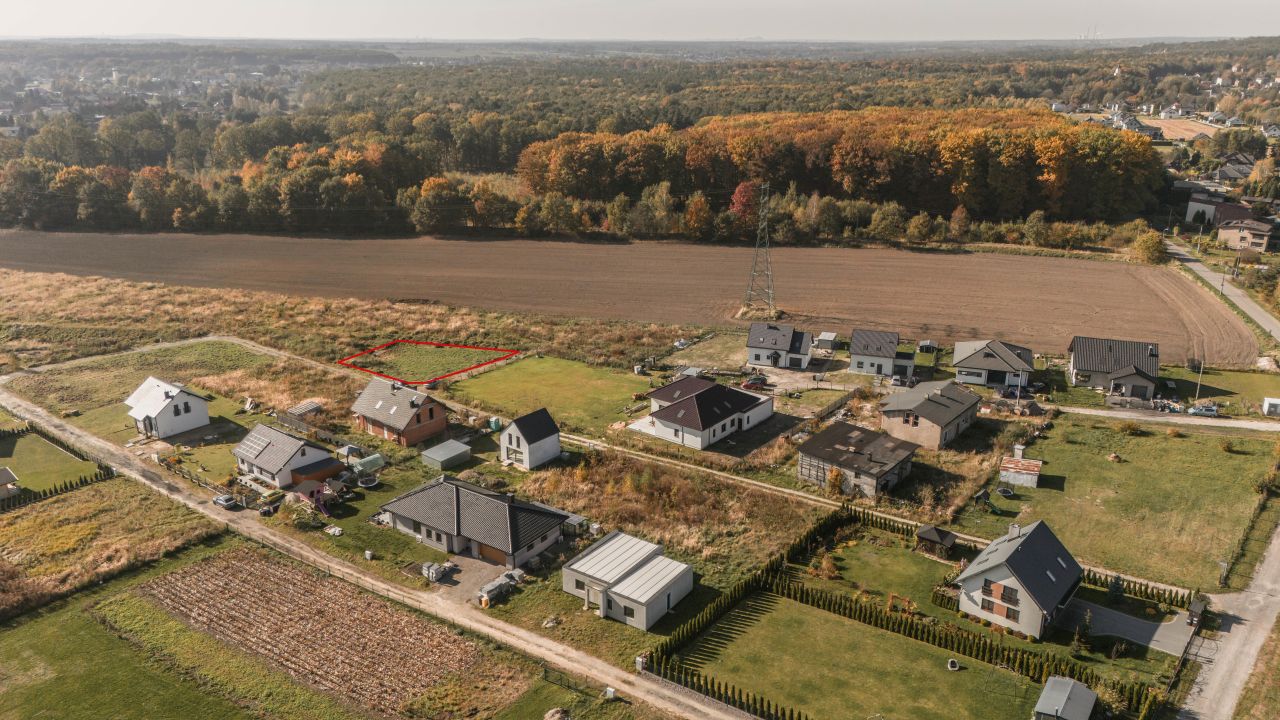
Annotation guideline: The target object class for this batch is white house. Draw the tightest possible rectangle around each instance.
[849,329,913,378]
[500,408,560,470]
[231,424,343,489]
[124,376,210,439]
[561,531,694,631]
[745,323,812,370]
[382,475,567,568]
[952,340,1034,388]
[955,521,1082,639]
[632,377,773,450]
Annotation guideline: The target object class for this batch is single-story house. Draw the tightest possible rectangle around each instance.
[1034,676,1097,720]
[0,467,19,500]
[382,475,568,569]
[420,439,471,471]
[124,377,210,440]
[956,521,1082,639]
[500,408,561,470]
[1219,219,1278,253]
[746,323,813,370]
[915,524,957,559]
[1067,336,1159,400]
[351,379,445,447]
[848,329,914,378]
[879,380,981,450]
[795,422,918,498]
[561,530,694,631]
[952,340,1034,388]
[231,424,344,489]
[634,378,773,450]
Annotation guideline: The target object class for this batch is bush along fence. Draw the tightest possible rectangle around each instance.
[647,503,1165,718]
[0,422,118,514]
[1078,567,1196,608]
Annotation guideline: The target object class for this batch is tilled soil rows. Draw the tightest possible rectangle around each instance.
[139,549,480,716]
[0,230,1257,367]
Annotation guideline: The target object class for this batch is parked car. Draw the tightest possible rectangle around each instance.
[741,376,767,391]
[1188,404,1219,417]
[212,494,240,510]
[890,375,904,386]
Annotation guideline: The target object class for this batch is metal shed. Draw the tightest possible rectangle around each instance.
[420,440,471,470]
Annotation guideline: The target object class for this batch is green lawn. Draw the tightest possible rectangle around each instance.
[679,593,1038,720]
[949,415,1272,588]
[447,357,652,434]
[791,528,1177,683]
[349,341,514,383]
[1162,366,1280,417]
[265,463,448,588]
[0,406,23,430]
[0,432,99,491]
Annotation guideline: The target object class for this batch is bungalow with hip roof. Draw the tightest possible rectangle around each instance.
[1067,336,1159,400]
[561,530,694,631]
[879,380,981,450]
[955,521,1082,639]
[849,329,915,378]
[124,376,210,439]
[796,422,917,498]
[1219,219,1279,252]
[635,377,773,450]
[231,424,344,489]
[381,475,568,568]
[351,378,445,447]
[952,340,1034,388]
[745,323,812,370]
[500,408,561,470]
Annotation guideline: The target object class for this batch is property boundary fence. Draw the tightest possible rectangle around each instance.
[0,422,118,514]
[1221,489,1276,589]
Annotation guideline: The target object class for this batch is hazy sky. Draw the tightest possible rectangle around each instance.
[6,1,1279,42]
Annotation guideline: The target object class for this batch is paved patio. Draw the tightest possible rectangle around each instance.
[434,554,509,605]
[1063,599,1194,655]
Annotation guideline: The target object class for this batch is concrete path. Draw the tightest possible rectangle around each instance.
[1167,242,1280,343]
[1058,404,1280,433]
[0,381,740,720]
[1062,600,1193,656]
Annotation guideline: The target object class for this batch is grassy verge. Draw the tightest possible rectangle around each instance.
[948,415,1272,589]
[678,592,1038,720]
[1161,366,1280,417]
[1234,615,1280,719]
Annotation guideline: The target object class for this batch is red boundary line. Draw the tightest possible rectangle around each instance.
[336,339,520,385]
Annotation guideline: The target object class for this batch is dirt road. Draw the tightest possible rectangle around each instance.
[0,230,1256,366]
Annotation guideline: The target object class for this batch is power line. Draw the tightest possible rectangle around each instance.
[742,181,775,316]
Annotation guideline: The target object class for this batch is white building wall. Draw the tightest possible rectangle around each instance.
[957,569,1045,638]
[512,528,562,567]
[148,396,210,439]
[849,354,892,376]
[524,434,561,470]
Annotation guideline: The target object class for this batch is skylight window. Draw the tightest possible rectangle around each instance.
[1046,570,1057,583]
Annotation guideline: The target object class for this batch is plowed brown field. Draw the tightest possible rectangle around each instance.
[0,230,1256,366]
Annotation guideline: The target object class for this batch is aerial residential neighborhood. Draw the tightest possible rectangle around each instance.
[2,10,1280,720]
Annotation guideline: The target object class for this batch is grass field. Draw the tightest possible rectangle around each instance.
[0,432,99,491]
[949,415,1272,588]
[790,527,1177,682]
[1234,615,1280,720]
[343,340,516,383]
[1162,366,1280,416]
[0,406,22,430]
[679,593,1038,720]
[666,333,745,370]
[447,356,652,433]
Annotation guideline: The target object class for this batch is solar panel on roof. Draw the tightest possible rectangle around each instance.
[239,433,271,458]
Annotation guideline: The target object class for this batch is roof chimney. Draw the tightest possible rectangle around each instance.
[1013,444,1025,459]
[1008,523,1022,537]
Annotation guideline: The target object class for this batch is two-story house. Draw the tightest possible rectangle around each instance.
[879,380,981,450]
[795,422,918,498]
[499,408,561,470]
[849,329,914,378]
[745,323,813,370]
[350,379,446,446]
[124,377,210,440]
[955,521,1082,639]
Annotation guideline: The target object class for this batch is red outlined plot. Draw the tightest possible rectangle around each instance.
[337,339,519,385]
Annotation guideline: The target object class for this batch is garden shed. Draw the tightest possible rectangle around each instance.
[999,445,1043,488]
[815,331,838,351]
[420,440,471,471]
[914,524,957,558]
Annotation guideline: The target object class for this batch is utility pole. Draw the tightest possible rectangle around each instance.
[1194,357,1204,403]
[742,182,776,317]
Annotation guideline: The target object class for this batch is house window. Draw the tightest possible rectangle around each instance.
[540,533,548,542]
[981,597,995,613]
[173,405,181,417]
[415,412,420,423]
[575,579,585,590]
[428,406,435,420]
[856,361,864,369]
[753,353,760,361]
[412,520,422,534]
[911,415,919,427]
[623,606,634,618]
[606,598,613,610]
[1001,587,1019,606]
[982,579,995,597]
[183,401,191,413]
[1006,607,1020,622]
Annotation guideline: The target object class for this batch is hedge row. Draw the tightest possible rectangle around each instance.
[0,423,32,440]
[648,657,813,720]
[1218,489,1274,589]
[1079,567,1196,608]
[930,585,959,612]
[763,576,1161,713]
[0,468,117,513]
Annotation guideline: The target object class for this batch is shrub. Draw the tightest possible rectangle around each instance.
[1219,438,1235,453]
[1165,427,1183,438]
[1116,420,1142,436]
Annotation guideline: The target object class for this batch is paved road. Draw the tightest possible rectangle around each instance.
[1059,405,1280,433]
[1167,242,1280,343]
[1062,600,1194,655]
[0,381,737,720]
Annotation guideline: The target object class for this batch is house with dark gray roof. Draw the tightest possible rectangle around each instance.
[879,380,981,450]
[849,329,915,378]
[952,340,1034,388]
[1034,676,1097,720]
[632,378,773,450]
[500,408,561,470]
[231,424,343,489]
[956,521,1082,639]
[1067,336,1159,400]
[561,530,694,631]
[1219,218,1278,253]
[796,422,917,498]
[351,378,445,447]
[381,475,569,568]
[746,323,812,370]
